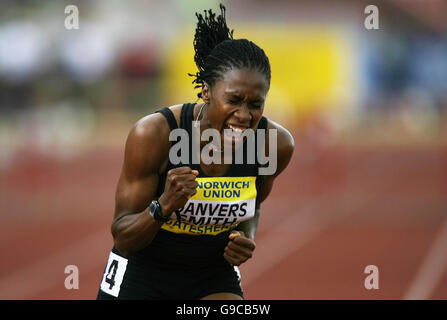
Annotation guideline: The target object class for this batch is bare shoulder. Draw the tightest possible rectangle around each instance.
[123,104,183,176]
[130,104,183,142]
[266,118,295,157]
[265,118,295,177]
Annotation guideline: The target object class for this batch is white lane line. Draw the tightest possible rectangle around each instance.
[403,216,447,300]
[0,228,111,299]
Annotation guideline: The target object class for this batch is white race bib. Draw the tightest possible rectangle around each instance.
[100,251,128,297]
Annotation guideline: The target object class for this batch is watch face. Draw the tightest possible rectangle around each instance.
[150,202,156,215]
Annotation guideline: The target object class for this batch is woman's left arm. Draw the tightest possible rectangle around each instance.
[224,122,295,266]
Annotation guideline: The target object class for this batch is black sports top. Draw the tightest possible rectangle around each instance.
[154,103,267,236]
[117,103,268,268]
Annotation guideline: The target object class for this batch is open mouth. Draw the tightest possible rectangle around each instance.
[224,123,249,133]
[226,123,248,131]
[223,123,249,144]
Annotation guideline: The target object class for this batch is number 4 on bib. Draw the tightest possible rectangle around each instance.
[105,260,119,289]
[100,252,128,297]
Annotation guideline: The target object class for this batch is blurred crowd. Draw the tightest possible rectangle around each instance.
[0,0,446,170]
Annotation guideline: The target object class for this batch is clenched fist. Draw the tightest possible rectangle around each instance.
[224,231,256,267]
[158,166,199,217]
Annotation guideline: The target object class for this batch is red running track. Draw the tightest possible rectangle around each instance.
[0,140,445,299]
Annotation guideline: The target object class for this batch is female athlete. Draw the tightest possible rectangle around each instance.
[97,4,294,300]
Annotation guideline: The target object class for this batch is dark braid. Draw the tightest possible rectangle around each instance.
[189,4,271,99]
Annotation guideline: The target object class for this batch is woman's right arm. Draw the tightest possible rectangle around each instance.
[110,112,197,256]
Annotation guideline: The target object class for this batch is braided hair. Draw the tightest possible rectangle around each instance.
[189,4,271,99]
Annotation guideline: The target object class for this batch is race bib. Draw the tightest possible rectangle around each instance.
[100,251,128,297]
[162,176,257,235]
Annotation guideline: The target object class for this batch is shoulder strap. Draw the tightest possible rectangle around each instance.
[255,116,268,156]
[255,116,269,179]
[155,107,178,131]
[257,116,268,131]
[180,103,195,130]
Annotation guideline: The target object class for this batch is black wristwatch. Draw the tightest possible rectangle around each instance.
[149,199,170,222]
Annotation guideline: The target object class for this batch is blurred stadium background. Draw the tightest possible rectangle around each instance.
[0,0,446,299]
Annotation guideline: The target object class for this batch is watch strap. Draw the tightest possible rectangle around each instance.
[150,199,170,222]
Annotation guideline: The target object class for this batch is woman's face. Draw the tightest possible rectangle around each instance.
[201,68,269,150]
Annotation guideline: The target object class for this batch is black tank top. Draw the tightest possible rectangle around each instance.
[123,103,268,268]
[154,102,267,236]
